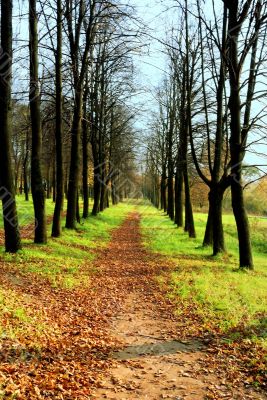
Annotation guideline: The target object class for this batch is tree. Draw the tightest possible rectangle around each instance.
[29,0,47,243]
[158,8,196,237]
[0,0,21,252]
[223,0,267,269]
[52,0,64,237]
[189,0,230,253]
[65,0,96,228]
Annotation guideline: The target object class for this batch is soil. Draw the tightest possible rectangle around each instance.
[91,212,266,400]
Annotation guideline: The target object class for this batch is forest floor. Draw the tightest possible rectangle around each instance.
[91,212,266,400]
[0,209,266,399]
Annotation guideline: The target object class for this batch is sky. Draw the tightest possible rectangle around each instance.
[128,0,170,145]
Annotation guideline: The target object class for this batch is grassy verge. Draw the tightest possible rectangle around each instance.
[138,202,267,345]
[0,201,133,339]
[1,201,133,287]
[0,195,56,229]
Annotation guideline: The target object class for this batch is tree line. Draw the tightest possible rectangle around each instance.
[0,0,139,253]
[143,0,267,270]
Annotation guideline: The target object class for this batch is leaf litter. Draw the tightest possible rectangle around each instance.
[0,212,265,399]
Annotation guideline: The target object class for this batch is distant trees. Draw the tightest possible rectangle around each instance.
[1,0,266,269]
[144,7,197,239]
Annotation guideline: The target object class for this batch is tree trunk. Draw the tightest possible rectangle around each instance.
[203,192,213,246]
[52,0,64,237]
[19,167,23,195]
[23,138,29,201]
[226,1,253,269]
[29,0,47,243]
[0,0,21,252]
[92,159,101,216]
[99,164,107,212]
[76,189,80,224]
[167,174,174,220]
[52,159,56,203]
[111,174,118,205]
[66,92,82,228]
[184,168,196,238]
[211,187,225,255]
[231,174,253,268]
[64,166,68,199]
[184,0,196,239]
[229,97,253,269]
[160,173,167,211]
[46,166,51,199]
[174,166,183,227]
[82,91,89,219]
[106,191,109,208]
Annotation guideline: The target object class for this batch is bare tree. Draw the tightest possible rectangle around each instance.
[65,0,96,228]
[29,0,47,243]
[52,0,64,237]
[224,0,267,269]
[0,0,21,252]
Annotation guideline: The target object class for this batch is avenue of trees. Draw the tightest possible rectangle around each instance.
[0,0,139,252]
[144,0,267,269]
[1,0,267,272]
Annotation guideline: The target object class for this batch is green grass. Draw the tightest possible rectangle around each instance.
[1,201,133,288]
[0,195,56,229]
[0,287,43,339]
[0,200,133,340]
[138,202,267,342]
[0,197,266,344]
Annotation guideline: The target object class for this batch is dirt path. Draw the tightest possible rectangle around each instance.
[0,211,265,399]
[91,212,266,400]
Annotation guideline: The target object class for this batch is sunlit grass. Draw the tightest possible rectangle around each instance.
[0,195,56,229]
[1,201,134,289]
[139,203,267,343]
[0,201,133,339]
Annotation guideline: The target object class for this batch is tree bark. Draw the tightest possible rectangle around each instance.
[99,163,107,212]
[167,173,174,220]
[76,189,80,224]
[0,0,21,252]
[231,172,253,268]
[23,132,29,201]
[52,0,64,237]
[160,172,167,211]
[92,156,101,216]
[211,186,225,255]
[174,155,184,227]
[65,0,95,228]
[184,0,196,239]
[66,93,82,228]
[226,0,253,269]
[184,168,196,238]
[203,200,213,246]
[29,0,47,243]
[82,88,89,219]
